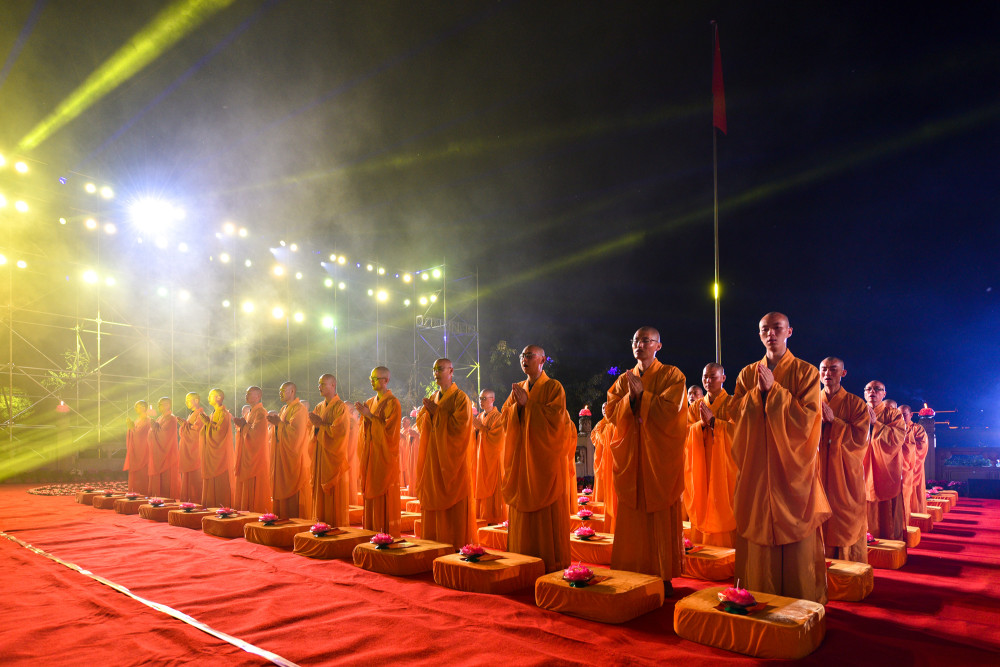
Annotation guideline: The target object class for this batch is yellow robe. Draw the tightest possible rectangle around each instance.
[907,423,929,514]
[590,418,616,532]
[201,406,235,508]
[271,398,313,519]
[311,396,350,526]
[147,414,180,499]
[235,404,272,513]
[473,407,506,524]
[416,383,476,549]
[682,391,737,547]
[730,352,831,604]
[607,358,686,583]
[864,402,906,540]
[501,371,575,572]
[178,411,203,503]
[347,409,361,502]
[819,388,869,562]
[359,391,402,536]
[124,416,151,495]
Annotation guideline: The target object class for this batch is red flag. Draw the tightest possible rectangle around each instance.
[712,22,727,135]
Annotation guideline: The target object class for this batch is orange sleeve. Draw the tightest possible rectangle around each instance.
[415,387,474,510]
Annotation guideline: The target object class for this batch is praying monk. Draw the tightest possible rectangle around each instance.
[233,387,271,512]
[502,345,575,572]
[124,401,152,494]
[730,313,831,604]
[267,382,313,519]
[590,402,616,532]
[308,374,351,526]
[415,359,476,549]
[901,405,929,515]
[473,389,507,524]
[818,358,870,563]
[683,363,738,547]
[399,416,414,490]
[346,402,361,503]
[607,327,686,588]
[356,367,402,536]
[147,397,180,499]
[686,386,705,426]
[178,393,204,503]
[200,388,235,508]
[863,381,906,540]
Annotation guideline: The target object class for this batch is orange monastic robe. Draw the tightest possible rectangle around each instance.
[359,391,402,536]
[686,401,702,427]
[416,384,476,549]
[178,412,203,503]
[201,406,235,508]
[235,404,271,512]
[607,358,687,583]
[398,427,411,490]
[682,390,737,547]
[147,413,180,499]
[730,352,831,604]
[123,416,151,495]
[502,371,575,572]
[864,401,905,540]
[907,422,929,514]
[474,407,507,524]
[819,388,869,562]
[271,398,313,519]
[311,396,351,526]
[591,418,617,532]
[347,408,361,502]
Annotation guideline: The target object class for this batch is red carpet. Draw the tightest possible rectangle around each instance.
[1,485,998,665]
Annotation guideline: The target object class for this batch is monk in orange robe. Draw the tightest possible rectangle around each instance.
[356,367,402,536]
[683,363,738,548]
[233,387,271,512]
[124,401,151,494]
[308,374,351,526]
[901,405,929,514]
[818,358,869,562]
[200,388,235,508]
[346,402,361,503]
[178,393,204,503]
[730,313,831,604]
[267,382,313,519]
[398,417,413,490]
[473,389,507,524]
[147,397,180,499]
[502,345,575,572]
[863,381,906,540]
[607,327,686,589]
[686,386,705,426]
[415,359,476,549]
[590,402,617,533]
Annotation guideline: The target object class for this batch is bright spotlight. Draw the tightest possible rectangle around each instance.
[0,255,5,265]
[129,197,183,236]
[104,276,115,286]
[219,252,230,263]
[14,200,28,213]
[293,311,305,323]
[154,237,168,249]
[16,260,27,269]
[421,272,429,281]
[222,299,231,308]
[244,259,252,268]
[242,301,254,313]
[329,254,337,261]
[279,240,286,247]
[377,267,385,275]
[366,264,373,272]
[376,290,388,302]
[238,227,247,237]
[0,195,6,208]
[324,278,333,288]
[99,186,113,199]
[272,306,284,319]
[59,217,67,224]
[85,218,97,229]
[337,256,346,265]
[429,294,438,303]
[85,183,97,193]
[103,223,116,234]
[402,273,412,283]
[272,265,284,276]
[178,290,190,301]
[83,270,98,283]
[419,296,428,305]
[15,161,28,174]
[223,222,236,235]
[321,315,334,329]
[290,243,298,252]
[156,286,168,297]
[367,289,374,296]
[0,154,5,167]
[295,272,303,280]
[338,281,346,290]
[432,268,441,279]
[403,298,411,306]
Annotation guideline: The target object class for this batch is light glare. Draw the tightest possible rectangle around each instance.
[99,186,113,199]
[14,200,28,213]
[83,270,98,283]
[15,161,28,173]
[272,306,284,319]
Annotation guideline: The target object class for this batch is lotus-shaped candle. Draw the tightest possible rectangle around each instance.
[148,497,164,507]
[499,520,508,529]
[83,487,95,492]
[371,533,394,549]
[180,502,197,512]
[310,522,331,537]
[563,564,594,587]
[866,532,876,544]
[581,487,593,496]
[577,496,590,506]
[125,492,140,500]
[574,526,596,540]
[460,544,487,562]
[215,507,236,518]
[102,489,114,496]
[932,486,943,493]
[259,513,278,525]
[718,586,757,614]
[577,508,594,520]
[684,537,693,551]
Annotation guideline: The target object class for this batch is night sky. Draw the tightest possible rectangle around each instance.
[1,1,998,432]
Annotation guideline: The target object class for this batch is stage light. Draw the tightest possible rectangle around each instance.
[421,273,429,281]
[272,265,284,276]
[366,264,373,272]
[222,299,231,308]
[178,290,190,301]
[293,311,305,323]
[377,267,385,275]
[367,288,374,296]
[83,270,98,283]
[324,278,333,288]
[223,222,236,235]
[129,197,184,236]
[403,298,411,306]
[0,154,5,167]
[295,272,303,280]
[394,273,399,278]
[430,294,438,303]
[242,301,254,313]
[15,161,28,174]
[0,195,6,208]
[104,276,115,286]
[338,281,346,290]
[321,315,334,329]
[59,217,67,224]
[376,290,388,302]
[290,243,298,252]
[104,223,116,234]
[279,240,286,247]
[432,268,441,279]
[0,255,5,265]
[100,186,113,199]
[329,253,337,261]
[338,256,346,265]
[16,260,27,269]
[244,259,252,268]
[713,282,720,299]
[219,252,230,263]
[14,200,28,213]
[238,227,247,237]
[85,183,97,193]
[85,218,97,229]
[402,273,412,283]
[156,286,168,297]
[272,306,284,319]
[419,296,428,305]
[177,242,188,252]
[154,237,168,249]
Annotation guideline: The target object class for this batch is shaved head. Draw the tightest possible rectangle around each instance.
[821,356,844,368]
[761,311,790,327]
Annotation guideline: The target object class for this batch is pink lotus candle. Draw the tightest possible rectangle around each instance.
[83,487,95,492]
[102,489,114,496]
[574,526,595,539]
[577,508,593,520]
[371,533,394,548]
[866,532,876,543]
[577,496,590,505]
[719,586,756,607]
[683,537,693,550]
[310,522,331,536]
[563,564,594,587]
[125,492,140,500]
[259,513,278,525]
[180,502,197,512]
[460,544,487,561]
[499,520,508,529]
[215,507,236,517]
[148,498,164,507]
[581,487,593,496]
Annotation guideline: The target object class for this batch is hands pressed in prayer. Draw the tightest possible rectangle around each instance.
[421,397,438,416]
[756,364,774,392]
[511,383,528,407]
[821,402,835,424]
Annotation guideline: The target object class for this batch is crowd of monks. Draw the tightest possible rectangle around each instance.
[122,311,930,606]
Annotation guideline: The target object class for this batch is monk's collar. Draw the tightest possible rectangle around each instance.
[634,358,660,376]
[707,388,727,404]
[438,383,457,399]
